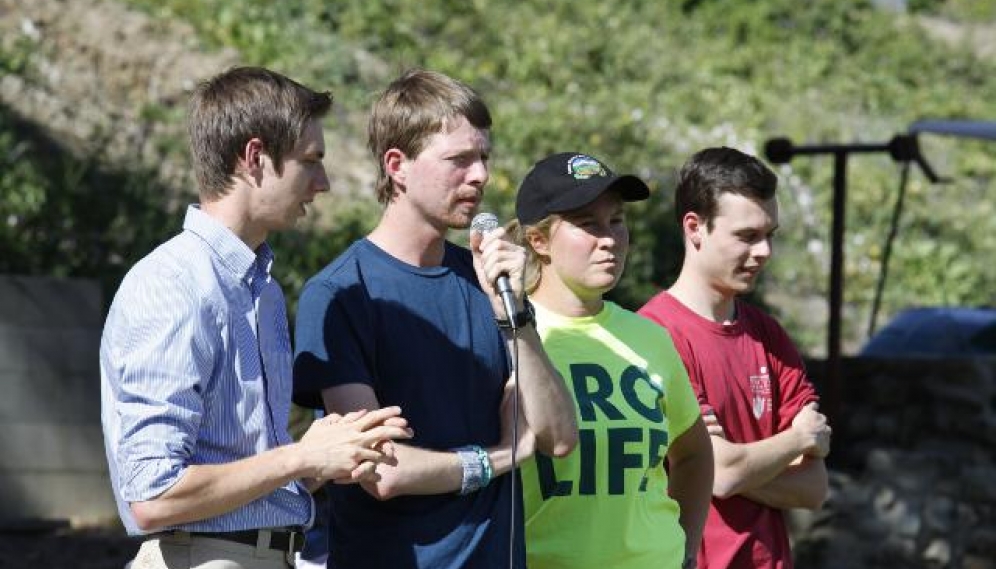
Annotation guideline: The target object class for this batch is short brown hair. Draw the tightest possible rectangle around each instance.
[368,69,492,204]
[675,147,778,230]
[188,66,332,200]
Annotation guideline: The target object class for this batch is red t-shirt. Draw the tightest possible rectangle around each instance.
[638,291,817,569]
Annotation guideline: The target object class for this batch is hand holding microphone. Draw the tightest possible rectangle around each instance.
[470,212,528,329]
[471,213,534,567]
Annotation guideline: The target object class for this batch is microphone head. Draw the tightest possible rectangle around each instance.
[764,137,795,164]
[470,212,499,234]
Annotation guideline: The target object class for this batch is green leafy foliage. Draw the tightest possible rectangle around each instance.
[5,0,996,354]
[314,0,996,352]
[0,104,179,298]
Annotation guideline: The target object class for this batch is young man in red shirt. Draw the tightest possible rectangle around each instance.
[639,147,831,569]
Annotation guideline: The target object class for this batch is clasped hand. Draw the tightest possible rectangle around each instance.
[298,406,413,484]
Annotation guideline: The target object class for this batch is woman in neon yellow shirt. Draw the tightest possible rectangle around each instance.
[511,152,713,569]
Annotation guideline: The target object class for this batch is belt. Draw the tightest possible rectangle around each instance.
[158,529,305,554]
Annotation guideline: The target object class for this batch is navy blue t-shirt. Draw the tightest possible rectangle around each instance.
[293,238,525,569]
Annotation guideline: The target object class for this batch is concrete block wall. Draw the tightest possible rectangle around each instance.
[0,276,116,526]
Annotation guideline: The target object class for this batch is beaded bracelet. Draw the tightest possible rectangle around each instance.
[474,445,493,488]
[454,445,494,495]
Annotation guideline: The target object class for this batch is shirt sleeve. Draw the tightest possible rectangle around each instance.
[657,330,702,440]
[637,293,712,416]
[293,277,375,408]
[106,266,215,503]
[762,318,819,432]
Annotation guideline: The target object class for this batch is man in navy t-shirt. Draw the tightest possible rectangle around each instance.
[293,69,578,568]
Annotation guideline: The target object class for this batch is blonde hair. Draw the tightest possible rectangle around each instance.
[507,215,558,295]
[368,69,491,204]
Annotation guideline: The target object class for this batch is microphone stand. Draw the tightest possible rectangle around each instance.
[763,134,941,435]
[509,325,520,569]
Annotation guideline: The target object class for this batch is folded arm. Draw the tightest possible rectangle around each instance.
[707,403,829,509]
[740,455,828,509]
[322,382,532,501]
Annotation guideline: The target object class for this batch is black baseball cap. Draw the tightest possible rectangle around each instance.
[515,152,650,225]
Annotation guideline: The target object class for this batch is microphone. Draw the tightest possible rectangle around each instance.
[470,212,519,328]
[764,137,795,164]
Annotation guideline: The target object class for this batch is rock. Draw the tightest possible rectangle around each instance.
[922,538,951,567]
[923,496,955,532]
[969,527,996,558]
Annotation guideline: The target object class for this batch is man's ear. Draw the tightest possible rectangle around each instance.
[241,138,265,174]
[683,212,704,248]
[384,148,408,187]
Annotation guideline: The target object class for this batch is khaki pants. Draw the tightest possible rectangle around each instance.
[127,532,293,569]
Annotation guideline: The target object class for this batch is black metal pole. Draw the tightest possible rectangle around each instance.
[763,135,937,425]
[765,139,892,426]
[826,152,846,422]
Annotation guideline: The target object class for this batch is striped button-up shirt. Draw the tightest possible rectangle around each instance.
[100,205,313,535]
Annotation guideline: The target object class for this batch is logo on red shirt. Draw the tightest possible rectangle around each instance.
[749,367,772,419]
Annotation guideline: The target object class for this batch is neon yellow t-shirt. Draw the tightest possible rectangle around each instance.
[521,301,700,569]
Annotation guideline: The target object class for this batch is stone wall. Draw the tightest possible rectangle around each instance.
[792,357,996,569]
[0,276,116,526]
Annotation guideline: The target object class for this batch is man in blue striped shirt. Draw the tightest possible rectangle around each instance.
[100,66,412,569]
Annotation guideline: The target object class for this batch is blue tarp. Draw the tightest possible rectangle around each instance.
[909,120,996,141]
[861,307,996,356]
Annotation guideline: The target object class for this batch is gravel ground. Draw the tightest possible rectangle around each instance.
[0,526,138,569]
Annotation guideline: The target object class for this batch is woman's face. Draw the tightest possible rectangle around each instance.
[533,191,629,305]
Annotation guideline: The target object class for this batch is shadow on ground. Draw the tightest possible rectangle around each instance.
[0,526,138,569]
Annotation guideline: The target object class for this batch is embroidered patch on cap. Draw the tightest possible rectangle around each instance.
[566,154,608,180]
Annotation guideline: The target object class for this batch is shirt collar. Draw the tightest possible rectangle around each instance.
[182,204,273,283]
